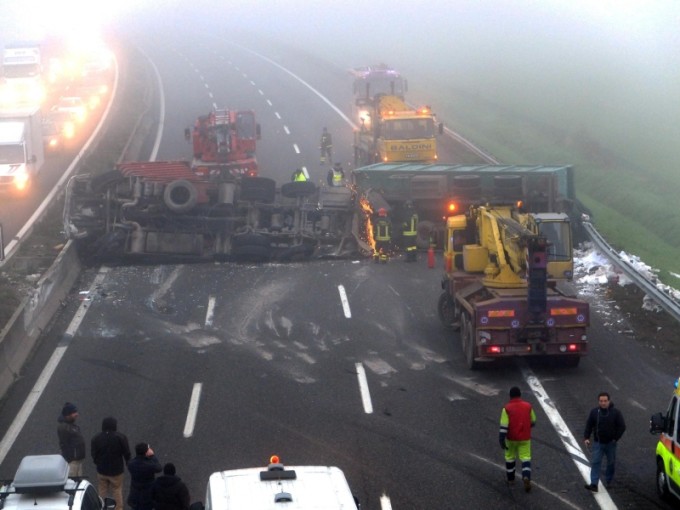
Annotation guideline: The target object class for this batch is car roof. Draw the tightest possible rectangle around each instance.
[207,464,357,510]
[0,456,96,510]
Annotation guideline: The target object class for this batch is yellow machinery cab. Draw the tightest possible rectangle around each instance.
[650,377,680,502]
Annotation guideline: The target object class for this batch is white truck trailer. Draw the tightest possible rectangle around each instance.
[0,108,44,193]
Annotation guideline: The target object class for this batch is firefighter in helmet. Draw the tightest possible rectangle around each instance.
[401,201,418,262]
[320,127,333,165]
[373,207,391,263]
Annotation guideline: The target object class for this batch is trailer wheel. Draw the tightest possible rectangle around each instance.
[164,180,198,213]
[438,292,459,331]
[281,181,316,198]
[240,177,276,203]
[278,243,314,262]
[461,313,480,370]
[231,244,271,262]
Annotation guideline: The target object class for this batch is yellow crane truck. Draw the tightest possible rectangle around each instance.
[437,203,589,369]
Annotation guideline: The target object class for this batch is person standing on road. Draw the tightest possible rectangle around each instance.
[499,386,537,492]
[91,416,131,510]
[583,392,626,492]
[57,402,86,477]
[127,443,162,510]
[152,463,190,510]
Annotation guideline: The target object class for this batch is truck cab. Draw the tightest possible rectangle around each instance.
[194,456,360,510]
[0,109,44,193]
[650,377,680,502]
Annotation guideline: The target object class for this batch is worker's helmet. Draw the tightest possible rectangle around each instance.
[378,208,387,217]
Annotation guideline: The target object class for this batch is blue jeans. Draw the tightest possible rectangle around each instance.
[590,441,617,485]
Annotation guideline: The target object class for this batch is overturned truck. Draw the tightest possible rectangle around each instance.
[63,161,581,263]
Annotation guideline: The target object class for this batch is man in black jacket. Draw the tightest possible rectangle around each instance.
[57,402,86,476]
[152,463,190,510]
[91,416,131,509]
[128,443,162,510]
[583,392,626,491]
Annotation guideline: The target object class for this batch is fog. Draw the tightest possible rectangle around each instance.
[2,0,679,177]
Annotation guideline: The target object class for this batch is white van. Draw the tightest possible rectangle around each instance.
[195,456,360,510]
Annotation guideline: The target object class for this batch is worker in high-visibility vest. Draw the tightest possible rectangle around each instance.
[373,208,391,263]
[291,168,307,182]
[327,162,345,187]
[402,202,418,262]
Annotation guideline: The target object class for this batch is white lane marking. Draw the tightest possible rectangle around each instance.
[380,494,393,510]
[355,362,373,414]
[267,99,272,106]
[444,375,500,397]
[250,80,255,86]
[387,285,400,296]
[212,102,218,110]
[151,266,183,303]
[301,166,309,179]
[205,295,216,328]
[183,382,203,438]
[283,125,290,135]
[208,91,213,99]
[468,452,583,509]
[258,89,264,95]
[232,44,357,130]
[275,112,281,119]
[293,144,300,154]
[521,365,618,509]
[0,267,110,464]
[144,55,165,162]
[338,285,351,318]
[204,83,209,89]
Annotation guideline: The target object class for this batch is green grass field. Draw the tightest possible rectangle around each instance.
[419,79,680,285]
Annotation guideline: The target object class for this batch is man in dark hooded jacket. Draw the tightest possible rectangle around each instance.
[56,402,86,476]
[152,463,190,510]
[91,416,131,510]
[127,443,161,510]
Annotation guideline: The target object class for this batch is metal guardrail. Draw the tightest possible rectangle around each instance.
[582,220,680,323]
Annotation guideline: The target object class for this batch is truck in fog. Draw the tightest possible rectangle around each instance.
[0,108,44,193]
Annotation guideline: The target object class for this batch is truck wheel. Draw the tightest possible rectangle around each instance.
[438,292,459,331]
[164,180,198,213]
[657,458,671,501]
[240,177,276,203]
[232,233,271,248]
[461,313,480,370]
[281,181,316,198]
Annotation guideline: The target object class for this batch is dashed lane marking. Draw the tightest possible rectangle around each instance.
[338,285,351,318]
[183,382,202,438]
[355,362,373,414]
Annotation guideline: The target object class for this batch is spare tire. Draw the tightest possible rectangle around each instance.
[281,181,316,198]
[240,177,276,203]
[164,180,198,213]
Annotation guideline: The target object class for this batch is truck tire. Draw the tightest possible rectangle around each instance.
[277,243,314,262]
[461,313,480,370]
[281,181,316,199]
[657,458,671,501]
[232,233,271,248]
[231,244,271,262]
[164,180,198,213]
[416,220,435,249]
[438,292,459,331]
[240,177,276,203]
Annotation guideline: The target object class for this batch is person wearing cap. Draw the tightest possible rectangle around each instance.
[57,402,86,476]
[152,463,190,510]
[91,416,131,510]
[127,443,162,510]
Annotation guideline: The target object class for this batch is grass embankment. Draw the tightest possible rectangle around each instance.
[425,82,680,285]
